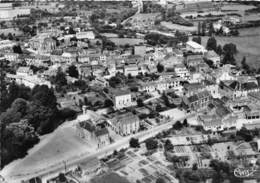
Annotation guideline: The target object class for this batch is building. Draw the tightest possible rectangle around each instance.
[16,66,33,76]
[95,128,110,148]
[186,40,207,54]
[183,83,206,97]
[185,54,204,68]
[29,36,56,54]
[112,90,133,110]
[0,3,30,21]
[127,13,160,30]
[110,112,140,136]
[139,77,182,94]
[174,64,190,80]
[76,31,95,40]
[223,16,241,25]
[6,73,52,89]
[76,120,110,148]
[185,90,211,111]
[204,50,220,67]
[0,40,16,50]
[198,114,222,131]
[124,64,140,77]
[220,79,259,99]
[134,45,146,56]
[78,157,101,176]
[4,53,19,63]
[61,51,77,64]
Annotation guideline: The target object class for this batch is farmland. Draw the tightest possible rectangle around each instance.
[201,27,260,68]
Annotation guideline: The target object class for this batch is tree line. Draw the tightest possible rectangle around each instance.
[0,71,76,168]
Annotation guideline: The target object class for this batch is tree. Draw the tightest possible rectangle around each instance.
[68,27,75,34]
[208,22,214,36]
[222,52,236,65]
[223,43,237,55]
[137,98,144,107]
[172,121,183,130]
[58,173,67,182]
[51,68,67,90]
[201,21,206,36]
[157,63,164,73]
[192,163,198,171]
[156,178,166,183]
[198,21,201,35]
[216,45,223,55]
[13,45,23,54]
[222,43,238,66]
[145,138,158,150]
[0,66,8,112]
[32,85,57,108]
[236,127,253,142]
[183,118,188,127]
[1,120,39,167]
[67,65,79,78]
[192,36,201,44]
[164,139,173,151]
[206,37,217,52]
[241,56,250,73]
[22,25,32,34]
[109,75,122,88]
[96,40,101,46]
[104,99,114,107]
[130,138,140,148]
[7,32,14,40]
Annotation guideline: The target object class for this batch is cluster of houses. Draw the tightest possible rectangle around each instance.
[1,11,260,150]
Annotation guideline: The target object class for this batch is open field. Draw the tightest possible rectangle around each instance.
[101,33,118,38]
[1,126,94,177]
[221,4,260,22]
[109,38,145,45]
[0,28,23,36]
[161,21,197,32]
[201,27,260,68]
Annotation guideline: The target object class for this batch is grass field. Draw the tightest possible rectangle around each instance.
[161,21,197,32]
[109,38,145,45]
[221,4,260,22]
[201,27,260,68]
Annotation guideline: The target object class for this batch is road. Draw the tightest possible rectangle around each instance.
[1,112,194,183]
[121,0,142,25]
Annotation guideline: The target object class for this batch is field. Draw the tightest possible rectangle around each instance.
[161,21,197,32]
[221,4,259,22]
[109,38,145,45]
[201,27,260,68]
[101,33,118,38]
[0,28,23,36]
[1,125,94,178]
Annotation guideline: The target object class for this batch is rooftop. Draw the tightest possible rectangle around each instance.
[186,40,205,49]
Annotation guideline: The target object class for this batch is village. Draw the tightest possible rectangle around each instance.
[1,0,260,183]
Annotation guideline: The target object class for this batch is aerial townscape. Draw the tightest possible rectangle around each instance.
[1,0,260,183]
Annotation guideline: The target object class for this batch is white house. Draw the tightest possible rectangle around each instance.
[112,90,133,110]
[186,40,207,54]
[174,64,190,80]
[76,31,95,40]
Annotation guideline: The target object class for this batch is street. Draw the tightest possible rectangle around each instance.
[1,112,194,183]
